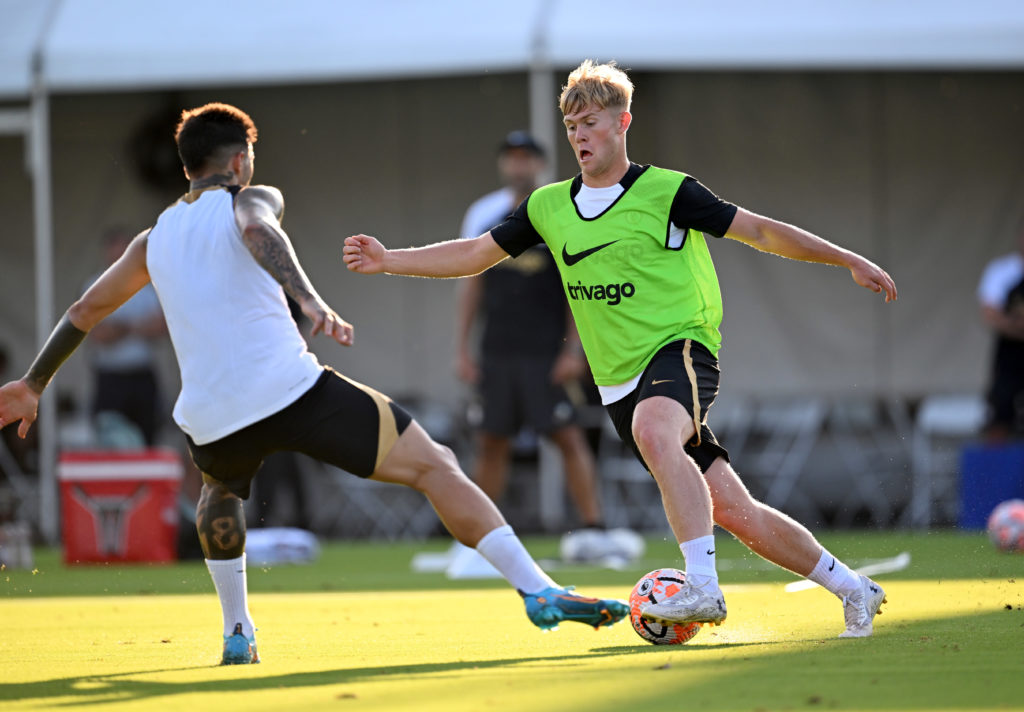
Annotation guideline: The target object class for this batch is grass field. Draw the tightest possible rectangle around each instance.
[1,531,1022,711]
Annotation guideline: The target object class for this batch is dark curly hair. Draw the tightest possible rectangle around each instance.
[174,103,258,175]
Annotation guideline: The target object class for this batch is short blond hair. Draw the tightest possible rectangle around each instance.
[559,60,634,115]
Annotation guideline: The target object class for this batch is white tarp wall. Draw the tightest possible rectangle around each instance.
[3,70,1020,399]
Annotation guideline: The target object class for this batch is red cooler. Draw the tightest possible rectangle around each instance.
[59,449,183,564]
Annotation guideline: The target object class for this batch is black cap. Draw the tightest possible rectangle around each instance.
[499,130,545,158]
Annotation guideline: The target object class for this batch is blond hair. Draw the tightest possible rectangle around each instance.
[559,60,634,115]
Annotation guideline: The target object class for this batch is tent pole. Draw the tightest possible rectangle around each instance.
[528,62,557,185]
[30,57,58,545]
[528,2,556,184]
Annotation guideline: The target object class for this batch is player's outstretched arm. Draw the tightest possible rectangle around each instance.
[725,208,897,302]
[234,185,353,346]
[343,232,508,279]
[0,229,152,437]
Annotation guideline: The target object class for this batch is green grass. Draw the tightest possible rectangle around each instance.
[1,531,1022,711]
[3,530,1018,598]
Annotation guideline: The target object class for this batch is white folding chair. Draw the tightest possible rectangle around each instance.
[905,393,987,528]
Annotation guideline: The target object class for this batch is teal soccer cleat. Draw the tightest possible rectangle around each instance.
[520,586,629,631]
[221,623,260,665]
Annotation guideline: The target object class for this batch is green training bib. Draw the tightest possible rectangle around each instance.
[527,166,723,385]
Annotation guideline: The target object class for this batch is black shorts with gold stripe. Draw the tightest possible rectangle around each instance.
[605,339,729,474]
[185,367,412,499]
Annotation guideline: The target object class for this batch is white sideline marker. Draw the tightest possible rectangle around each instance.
[784,551,911,593]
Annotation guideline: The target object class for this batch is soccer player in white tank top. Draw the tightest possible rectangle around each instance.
[0,103,629,665]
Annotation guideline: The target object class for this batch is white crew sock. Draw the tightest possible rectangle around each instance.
[474,525,557,594]
[680,534,718,587]
[807,548,861,598]
[206,554,255,639]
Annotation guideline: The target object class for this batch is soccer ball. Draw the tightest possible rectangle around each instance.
[987,499,1024,552]
[629,568,701,645]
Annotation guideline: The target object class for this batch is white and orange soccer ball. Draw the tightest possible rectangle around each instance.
[629,568,701,645]
[987,499,1024,552]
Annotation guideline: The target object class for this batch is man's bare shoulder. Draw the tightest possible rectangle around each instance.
[235,185,284,219]
[128,227,153,258]
[237,184,283,203]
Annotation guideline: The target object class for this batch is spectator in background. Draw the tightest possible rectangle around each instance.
[455,131,619,564]
[86,227,167,446]
[978,220,1024,440]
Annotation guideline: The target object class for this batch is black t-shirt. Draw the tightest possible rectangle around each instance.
[995,274,1024,377]
[491,164,738,257]
[479,243,567,357]
[465,195,567,358]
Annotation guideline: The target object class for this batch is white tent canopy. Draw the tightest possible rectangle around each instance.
[3,0,1024,99]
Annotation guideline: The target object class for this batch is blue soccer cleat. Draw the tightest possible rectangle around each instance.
[520,586,629,631]
[221,623,260,665]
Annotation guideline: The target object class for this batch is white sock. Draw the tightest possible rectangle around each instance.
[206,554,255,639]
[475,525,557,594]
[680,534,718,586]
[807,548,861,598]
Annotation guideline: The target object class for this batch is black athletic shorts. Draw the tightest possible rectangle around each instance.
[605,339,729,474]
[477,353,575,437]
[185,367,413,499]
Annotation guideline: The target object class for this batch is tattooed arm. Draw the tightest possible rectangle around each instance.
[233,185,353,346]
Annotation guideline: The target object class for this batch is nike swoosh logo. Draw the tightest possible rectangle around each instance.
[562,240,619,266]
[828,558,835,572]
[706,549,715,555]
[652,379,674,386]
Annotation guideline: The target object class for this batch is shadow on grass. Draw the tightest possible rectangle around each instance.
[0,638,763,707]
[589,641,774,655]
[4,605,1022,709]
[613,608,1024,712]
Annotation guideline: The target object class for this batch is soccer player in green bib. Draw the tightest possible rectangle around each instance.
[345,60,898,638]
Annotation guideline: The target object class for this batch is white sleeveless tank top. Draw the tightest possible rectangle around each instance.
[146,187,322,444]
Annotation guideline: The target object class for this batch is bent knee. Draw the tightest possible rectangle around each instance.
[406,441,467,490]
[632,420,694,468]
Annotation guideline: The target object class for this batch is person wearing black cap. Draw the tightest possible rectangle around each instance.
[453,131,620,565]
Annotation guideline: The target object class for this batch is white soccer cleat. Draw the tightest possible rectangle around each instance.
[639,577,727,626]
[838,574,887,638]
